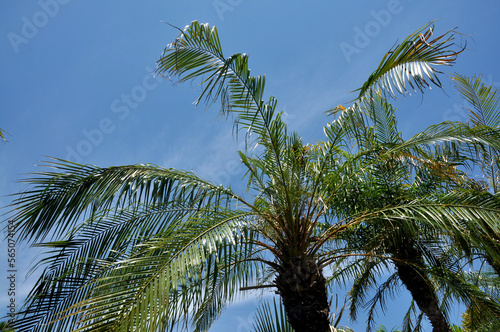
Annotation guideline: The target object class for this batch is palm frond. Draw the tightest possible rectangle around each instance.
[357,21,463,99]
[453,74,500,128]
[156,21,280,145]
[453,73,500,193]
[42,210,255,331]
[11,158,248,243]
[252,298,294,332]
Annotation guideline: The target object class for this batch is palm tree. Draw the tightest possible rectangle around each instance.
[452,74,500,271]
[323,27,500,331]
[8,21,500,331]
[448,74,500,331]
[327,95,500,331]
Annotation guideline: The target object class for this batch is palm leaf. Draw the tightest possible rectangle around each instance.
[11,158,248,243]
[453,73,500,192]
[252,298,295,332]
[9,159,255,331]
[157,21,280,144]
[357,21,463,99]
[453,74,500,128]
[157,21,302,215]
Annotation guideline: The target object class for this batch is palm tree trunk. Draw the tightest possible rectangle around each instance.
[394,259,451,332]
[275,257,331,332]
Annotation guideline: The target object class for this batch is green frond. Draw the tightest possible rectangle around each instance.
[453,74,500,128]
[42,210,255,331]
[365,274,400,332]
[357,21,463,99]
[252,298,294,332]
[402,301,424,332]
[11,158,247,243]
[156,21,280,144]
[389,122,500,158]
[452,73,500,193]
[9,159,255,331]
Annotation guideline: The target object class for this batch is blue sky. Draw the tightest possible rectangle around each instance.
[1,0,500,330]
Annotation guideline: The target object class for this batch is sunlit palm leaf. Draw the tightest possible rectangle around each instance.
[11,158,247,243]
[9,159,254,331]
[357,21,463,99]
[157,21,279,144]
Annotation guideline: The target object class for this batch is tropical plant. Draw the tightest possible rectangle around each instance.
[326,94,500,331]
[323,24,500,332]
[452,74,500,266]
[7,21,500,332]
[448,74,500,330]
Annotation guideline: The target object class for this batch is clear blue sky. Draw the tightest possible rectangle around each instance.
[1,1,500,330]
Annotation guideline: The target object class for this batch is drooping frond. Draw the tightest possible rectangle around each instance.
[157,21,302,210]
[11,158,248,243]
[356,21,463,99]
[156,21,280,145]
[9,159,256,331]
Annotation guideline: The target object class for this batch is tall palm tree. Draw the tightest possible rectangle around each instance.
[7,21,500,332]
[326,94,500,332]
[327,36,500,329]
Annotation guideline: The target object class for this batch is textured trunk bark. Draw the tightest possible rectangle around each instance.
[394,260,451,332]
[275,257,331,332]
